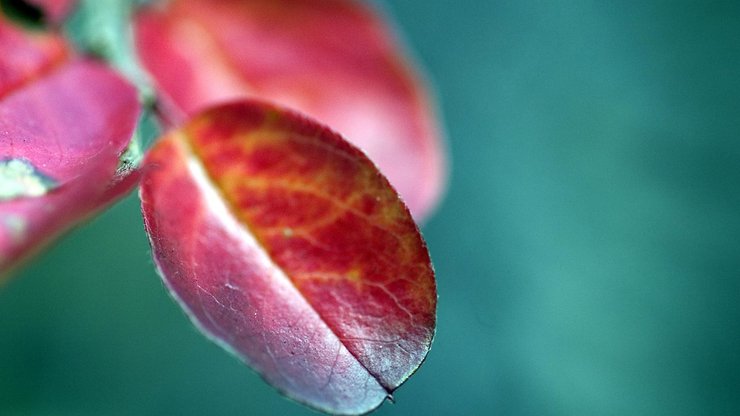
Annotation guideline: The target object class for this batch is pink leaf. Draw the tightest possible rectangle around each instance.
[0,16,140,276]
[0,12,69,96]
[140,100,436,415]
[135,0,447,221]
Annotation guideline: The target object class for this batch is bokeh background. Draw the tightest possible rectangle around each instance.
[2,0,740,415]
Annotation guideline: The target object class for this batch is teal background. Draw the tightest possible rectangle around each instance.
[2,1,740,415]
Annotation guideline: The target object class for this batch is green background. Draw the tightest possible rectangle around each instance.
[2,1,739,415]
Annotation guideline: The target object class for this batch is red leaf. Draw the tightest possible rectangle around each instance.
[140,100,436,415]
[0,12,69,96]
[0,16,140,275]
[135,0,446,222]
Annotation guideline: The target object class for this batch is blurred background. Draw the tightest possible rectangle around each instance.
[2,0,740,415]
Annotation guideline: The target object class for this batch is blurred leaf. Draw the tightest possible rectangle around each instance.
[140,100,436,415]
[0,13,140,276]
[134,0,447,222]
[0,8,68,91]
